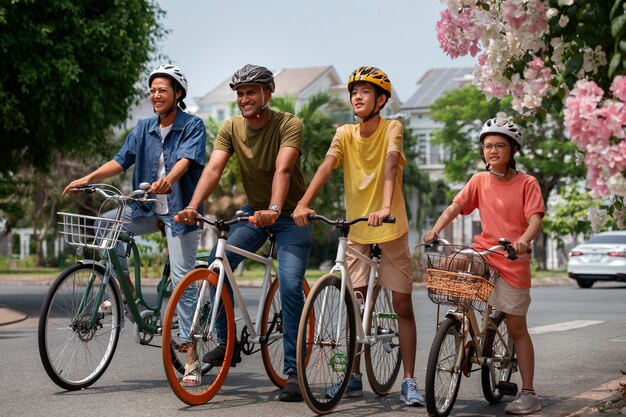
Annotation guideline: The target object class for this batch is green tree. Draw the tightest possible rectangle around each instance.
[430,85,587,269]
[0,0,165,264]
[0,0,165,173]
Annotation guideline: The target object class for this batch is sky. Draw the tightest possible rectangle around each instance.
[155,0,477,106]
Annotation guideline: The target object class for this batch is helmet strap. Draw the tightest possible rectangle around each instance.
[242,85,269,119]
[354,90,381,123]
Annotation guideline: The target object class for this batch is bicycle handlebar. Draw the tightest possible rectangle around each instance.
[307,213,396,227]
[426,237,527,261]
[69,183,159,204]
[174,214,254,230]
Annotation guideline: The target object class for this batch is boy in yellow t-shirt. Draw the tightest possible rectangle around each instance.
[293,66,424,406]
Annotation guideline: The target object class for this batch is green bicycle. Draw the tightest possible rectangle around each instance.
[37,183,193,390]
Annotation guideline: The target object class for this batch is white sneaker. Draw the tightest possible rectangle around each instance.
[505,390,542,415]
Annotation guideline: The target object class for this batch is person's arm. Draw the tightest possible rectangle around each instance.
[150,158,192,195]
[423,202,463,243]
[253,146,301,227]
[293,155,337,227]
[62,160,124,196]
[177,150,230,224]
[513,213,543,254]
[368,151,400,227]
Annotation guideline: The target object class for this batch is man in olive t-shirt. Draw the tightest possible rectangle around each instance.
[178,64,312,402]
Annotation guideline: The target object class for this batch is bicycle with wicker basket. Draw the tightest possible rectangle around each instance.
[37,183,191,390]
[422,237,527,417]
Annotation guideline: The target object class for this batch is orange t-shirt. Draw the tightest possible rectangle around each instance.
[453,171,545,288]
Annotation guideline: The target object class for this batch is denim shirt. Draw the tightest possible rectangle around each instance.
[113,110,206,237]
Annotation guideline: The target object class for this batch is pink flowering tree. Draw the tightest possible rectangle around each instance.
[436,0,626,230]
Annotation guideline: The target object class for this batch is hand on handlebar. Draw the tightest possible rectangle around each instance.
[62,178,90,196]
[512,240,532,256]
[423,229,439,244]
[149,178,172,195]
[293,203,316,227]
[176,207,199,225]
[368,208,391,227]
[253,210,279,228]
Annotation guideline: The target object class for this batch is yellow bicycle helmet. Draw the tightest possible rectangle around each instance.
[348,66,392,98]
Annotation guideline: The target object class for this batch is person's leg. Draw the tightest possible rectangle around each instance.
[99,207,159,296]
[163,217,200,344]
[506,313,535,390]
[392,291,416,378]
[273,218,312,376]
[377,234,424,406]
[504,313,541,414]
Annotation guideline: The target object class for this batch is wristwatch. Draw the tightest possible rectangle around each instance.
[268,204,281,214]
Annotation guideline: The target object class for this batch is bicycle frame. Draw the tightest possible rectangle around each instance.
[190,231,279,347]
[328,236,388,347]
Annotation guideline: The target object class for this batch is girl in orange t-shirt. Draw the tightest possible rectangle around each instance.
[423,115,544,415]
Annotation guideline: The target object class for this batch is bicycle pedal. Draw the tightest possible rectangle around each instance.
[497,381,518,396]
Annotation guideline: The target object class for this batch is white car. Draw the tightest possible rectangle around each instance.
[567,231,626,288]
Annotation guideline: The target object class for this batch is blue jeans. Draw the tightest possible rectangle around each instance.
[101,207,200,341]
[209,205,312,375]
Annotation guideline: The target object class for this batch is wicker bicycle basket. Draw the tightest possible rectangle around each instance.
[58,210,127,251]
[425,248,500,312]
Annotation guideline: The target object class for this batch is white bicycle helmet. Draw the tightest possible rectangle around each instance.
[149,64,188,100]
[479,116,523,149]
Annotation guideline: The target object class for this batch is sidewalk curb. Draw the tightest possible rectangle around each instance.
[0,305,28,326]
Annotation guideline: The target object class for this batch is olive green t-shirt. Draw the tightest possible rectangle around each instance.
[213,111,306,214]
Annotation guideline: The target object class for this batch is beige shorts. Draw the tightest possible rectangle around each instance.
[346,233,413,294]
[488,277,531,316]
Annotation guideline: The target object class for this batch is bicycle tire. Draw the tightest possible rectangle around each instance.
[37,263,121,390]
[162,268,235,405]
[481,313,517,403]
[297,273,357,415]
[261,278,313,389]
[364,285,402,395]
[425,317,463,417]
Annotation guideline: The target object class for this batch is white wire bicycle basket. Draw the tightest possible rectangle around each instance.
[58,207,127,251]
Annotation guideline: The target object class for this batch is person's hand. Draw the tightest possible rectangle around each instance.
[150,178,172,195]
[176,207,198,225]
[423,229,439,243]
[253,210,279,227]
[368,208,391,227]
[62,177,89,196]
[512,240,530,255]
[293,203,315,227]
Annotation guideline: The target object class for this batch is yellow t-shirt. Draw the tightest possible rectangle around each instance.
[326,119,409,244]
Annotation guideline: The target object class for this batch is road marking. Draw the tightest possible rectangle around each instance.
[529,320,604,335]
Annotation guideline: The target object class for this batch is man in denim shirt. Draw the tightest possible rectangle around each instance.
[63,64,206,386]
[177,64,312,402]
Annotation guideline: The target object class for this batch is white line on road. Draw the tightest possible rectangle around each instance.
[529,320,604,335]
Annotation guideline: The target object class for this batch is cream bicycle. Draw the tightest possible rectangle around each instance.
[296,214,401,415]
[161,211,313,405]
[423,237,526,417]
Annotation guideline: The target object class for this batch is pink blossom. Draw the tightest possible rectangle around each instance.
[610,76,626,102]
[436,9,481,59]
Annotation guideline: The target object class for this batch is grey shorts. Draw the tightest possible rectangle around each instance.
[488,277,531,316]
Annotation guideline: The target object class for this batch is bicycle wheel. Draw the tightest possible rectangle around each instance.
[261,278,313,388]
[297,273,357,415]
[425,317,463,417]
[481,313,517,403]
[162,268,235,405]
[38,263,121,390]
[364,285,401,395]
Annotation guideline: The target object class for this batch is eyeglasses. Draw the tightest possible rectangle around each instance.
[482,143,509,152]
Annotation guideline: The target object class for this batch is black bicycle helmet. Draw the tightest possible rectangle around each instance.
[229,64,275,93]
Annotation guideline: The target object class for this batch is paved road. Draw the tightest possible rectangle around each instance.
[1,278,625,417]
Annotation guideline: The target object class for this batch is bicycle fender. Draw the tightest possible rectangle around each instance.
[76,259,106,270]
